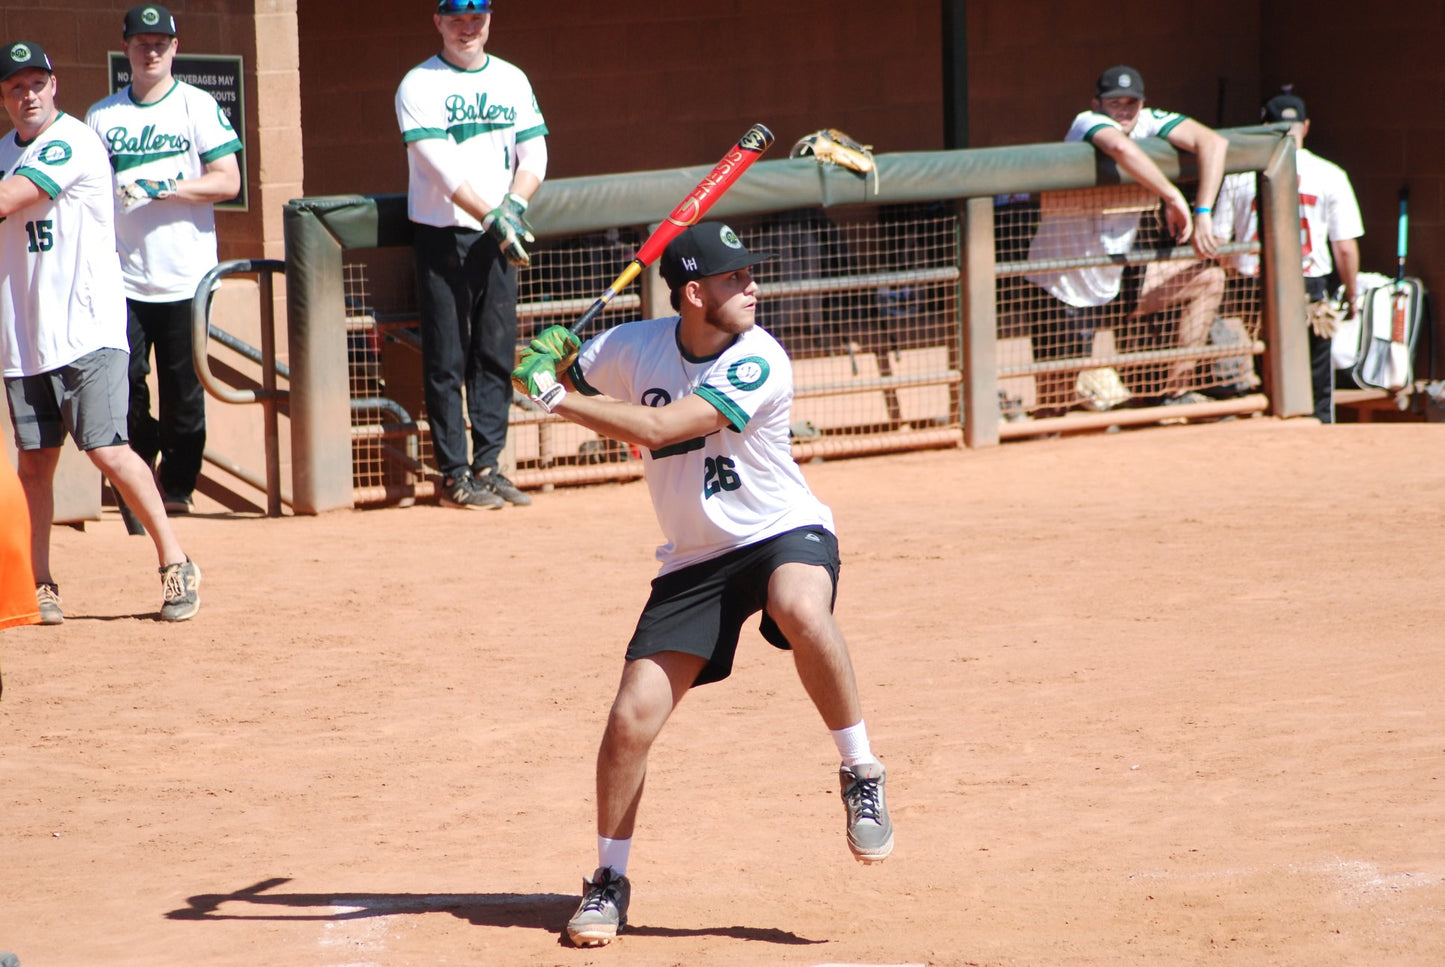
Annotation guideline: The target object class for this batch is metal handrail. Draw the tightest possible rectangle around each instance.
[191,259,287,516]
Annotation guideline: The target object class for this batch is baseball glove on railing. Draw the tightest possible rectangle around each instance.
[791,128,879,194]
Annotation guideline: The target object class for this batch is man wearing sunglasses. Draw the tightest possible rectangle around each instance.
[395,0,549,509]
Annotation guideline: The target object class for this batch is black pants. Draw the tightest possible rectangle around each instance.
[127,298,206,497]
[1305,276,1333,423]
[411,223,518,478]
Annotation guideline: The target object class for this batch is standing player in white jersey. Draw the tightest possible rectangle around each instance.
[395,0,548,509]
[0,40,200,623]
[1025,65,1229,408]
[85,5,242,516]
[512,222,894,947]
[1214,87,1363,422]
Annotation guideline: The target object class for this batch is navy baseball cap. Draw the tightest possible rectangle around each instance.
[1262,87,1308,123]
[437,0,492,13]
[0,41,53,83]
[1096,65,1145,100]
[660,223,773,293]
[124,5,178,37]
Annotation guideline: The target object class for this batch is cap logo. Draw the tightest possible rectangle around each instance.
[681,256,698,273]
[1280,107,1299,119]
[10,43,31,61]
[718,225,743,250]
[1117,73,1134,89]
[142,7,161,26]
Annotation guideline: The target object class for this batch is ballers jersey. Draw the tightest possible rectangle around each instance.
[395,53,547,230]
[85,80,242,301]
[1026,108,1188,307]
[574,317,835,575]
[0,112,128,378]
[1213,148,1363,279]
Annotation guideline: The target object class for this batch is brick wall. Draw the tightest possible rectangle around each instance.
[0,2,283,263]
[966,0,1262,147]
[296,0,944,196]
[5,2,1440,374]
[1262,3,1444,373]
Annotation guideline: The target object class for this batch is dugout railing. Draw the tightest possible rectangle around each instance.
[271,124,1308,512]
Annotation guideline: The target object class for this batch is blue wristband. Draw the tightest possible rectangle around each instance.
[1193,206,1211,215]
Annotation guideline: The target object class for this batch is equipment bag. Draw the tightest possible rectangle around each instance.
[1334,273,1426,391]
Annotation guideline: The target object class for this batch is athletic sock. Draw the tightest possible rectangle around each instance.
[598,835,631,877]
[830,720,875,767]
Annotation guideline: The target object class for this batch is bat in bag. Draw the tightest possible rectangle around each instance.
[1385,187,1410,390]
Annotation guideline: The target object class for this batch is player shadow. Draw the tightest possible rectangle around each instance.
[166,877,825,946]
[166,877,574,932]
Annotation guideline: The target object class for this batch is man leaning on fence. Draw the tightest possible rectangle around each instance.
[1024,65,1228,414]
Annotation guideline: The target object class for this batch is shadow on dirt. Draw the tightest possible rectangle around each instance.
[167,877,826,945]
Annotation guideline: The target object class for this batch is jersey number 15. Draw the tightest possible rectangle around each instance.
[25,220,55,253]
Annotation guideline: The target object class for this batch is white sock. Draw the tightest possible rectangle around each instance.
[598,835,631,876]
[830,720,874,767]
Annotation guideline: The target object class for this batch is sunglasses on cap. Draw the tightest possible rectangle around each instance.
[437,0,492,13]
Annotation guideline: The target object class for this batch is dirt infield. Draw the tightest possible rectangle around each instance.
[2,418,1443,967]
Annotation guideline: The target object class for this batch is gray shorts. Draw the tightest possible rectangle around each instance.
[5,348,130,451]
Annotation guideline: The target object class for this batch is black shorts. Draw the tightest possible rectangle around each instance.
[626,526,841,687]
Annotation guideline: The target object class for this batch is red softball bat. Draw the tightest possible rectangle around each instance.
[570,123,774,335]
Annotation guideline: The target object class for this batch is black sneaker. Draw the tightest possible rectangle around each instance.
[474,467,531,506]
[567,866,630,947]
[438,470,504,510]
[163,492,194,515]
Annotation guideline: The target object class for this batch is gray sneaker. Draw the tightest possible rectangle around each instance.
[839,760,894,863]
[474,467,531,506]
[35,582,63,625]
[438,470,504,510]
[159,559,201,622]
[566,866,630,947]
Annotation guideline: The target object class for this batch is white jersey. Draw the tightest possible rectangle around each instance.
[574,317,835,575]
[395,53,547,230]
[1026,108,1188,307]
[1213,147,1363,279]
[85,79,242,302]
[0,112,129,378]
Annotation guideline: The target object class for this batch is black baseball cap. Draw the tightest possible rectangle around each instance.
[1096,65,1145,100]
[1262,88,1308,123]
[659,222,773,293]
[124,5,178,38]
[0,41,53,83]
[437,0,492,13]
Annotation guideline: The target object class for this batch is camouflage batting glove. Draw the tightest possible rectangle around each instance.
[498,192,536,244]
[529,324,581,369]
[483,202,532,268]
[117,177,179,211]
[482,192,535,268]
[512,352,567,412]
